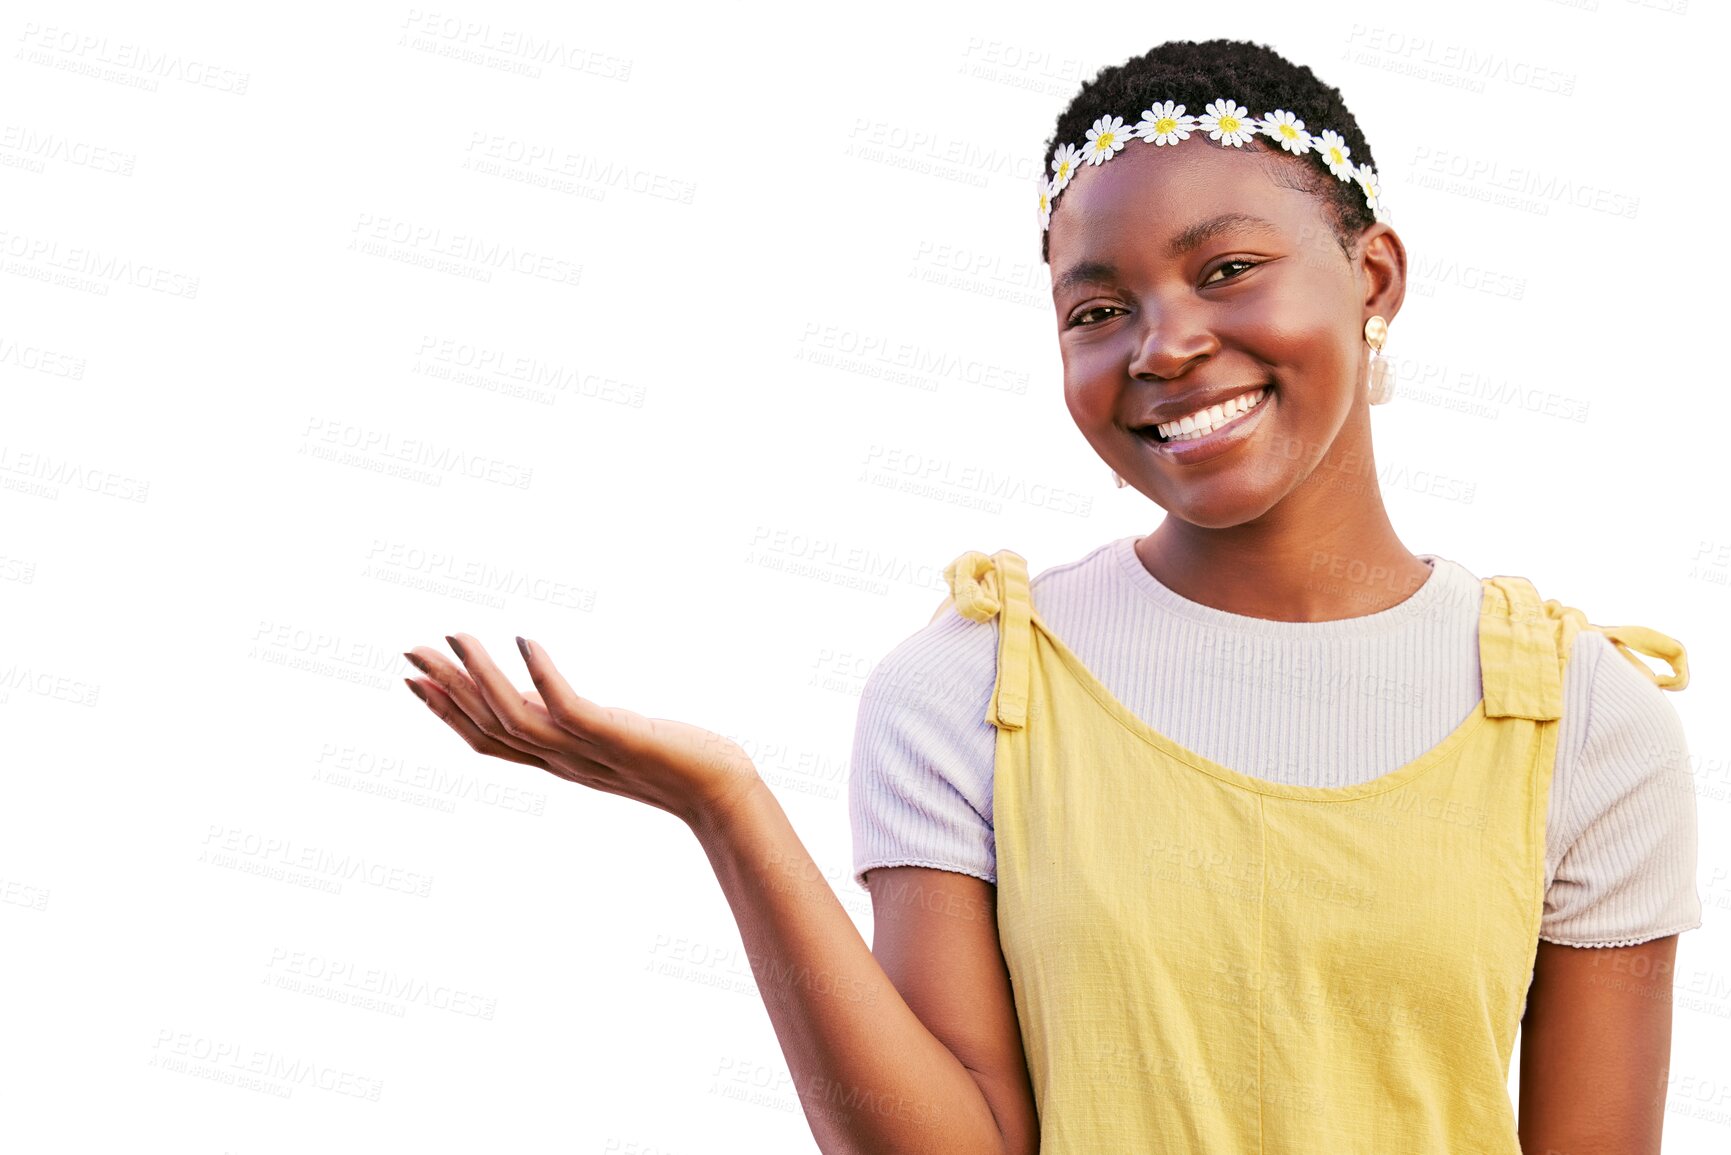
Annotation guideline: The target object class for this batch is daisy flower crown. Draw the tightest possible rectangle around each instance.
[1037,97,1389,231]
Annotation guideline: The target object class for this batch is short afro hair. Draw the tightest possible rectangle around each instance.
[1038,38,1379,265]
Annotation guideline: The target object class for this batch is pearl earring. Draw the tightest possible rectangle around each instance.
[1111,469,1127,488]
[1365,315,1395,405]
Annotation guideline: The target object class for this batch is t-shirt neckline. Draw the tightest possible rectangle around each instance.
[1111,534,1450,639]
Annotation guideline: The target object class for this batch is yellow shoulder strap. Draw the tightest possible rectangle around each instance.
[932,549,1032,730]
[1479,574,1688,721]
[1479,576,1565,720]
[1540,600,1689,691]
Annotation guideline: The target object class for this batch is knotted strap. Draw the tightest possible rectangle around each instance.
[1540,600,1689,691]
[931,548,1032,730]
[1479,575,1688,721]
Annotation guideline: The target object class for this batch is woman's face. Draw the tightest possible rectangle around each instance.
[1046,136,1404,529]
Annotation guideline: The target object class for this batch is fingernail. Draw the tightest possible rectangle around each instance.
[404,651,432,675]
[445,635,466,661]
[404,677,428,703]
[516,636,532,661]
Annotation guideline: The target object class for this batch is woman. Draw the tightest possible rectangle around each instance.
[402,38,1698,1154]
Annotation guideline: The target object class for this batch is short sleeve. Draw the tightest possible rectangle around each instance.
[1540,629,1704,947]
[847,604,1000,891]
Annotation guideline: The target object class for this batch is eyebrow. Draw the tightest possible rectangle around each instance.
[1050,212,1283,297]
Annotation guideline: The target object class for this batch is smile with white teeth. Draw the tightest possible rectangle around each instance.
[1152,387,1267,443]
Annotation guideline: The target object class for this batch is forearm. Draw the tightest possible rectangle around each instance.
[689,779,1008,1155]
[1518,937,1677,1154]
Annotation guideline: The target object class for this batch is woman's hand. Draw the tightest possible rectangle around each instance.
[402,633,763,832]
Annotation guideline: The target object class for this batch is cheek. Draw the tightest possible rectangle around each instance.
[1240,279,1355,377]
[1244,300,1329,358]
[1247,314,1355,405]
[1059,344,1123,422]
[1062,372,1115,431]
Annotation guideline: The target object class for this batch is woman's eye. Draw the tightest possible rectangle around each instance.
[1068,262,1259,325]
[1068,305,1124,327]
[1203,259,1258,285]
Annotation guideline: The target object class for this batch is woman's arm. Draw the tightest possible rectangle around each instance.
[1517,935,1679,1154]
[404,635,1033,1155]
[693,795,1039,1155]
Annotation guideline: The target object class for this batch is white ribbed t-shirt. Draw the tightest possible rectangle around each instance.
[848,535,1703,948]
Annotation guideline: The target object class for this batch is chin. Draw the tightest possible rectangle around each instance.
[1137,478,1287,529]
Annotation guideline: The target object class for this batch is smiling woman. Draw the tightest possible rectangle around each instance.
[402,35,1700,1155]
[847,35,1699,1155]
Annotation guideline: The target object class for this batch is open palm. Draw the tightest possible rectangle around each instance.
[402,633,761,830]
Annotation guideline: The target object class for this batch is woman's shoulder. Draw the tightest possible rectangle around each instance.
[861,598,999,721]
[859,536,1131,714]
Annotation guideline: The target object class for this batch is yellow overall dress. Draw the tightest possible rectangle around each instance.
[933,548,1689,1153]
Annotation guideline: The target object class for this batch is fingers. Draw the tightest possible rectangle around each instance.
[512,636,624,755]
[404,676,551,770]
[403,642,555,761]
[442,633,575,752]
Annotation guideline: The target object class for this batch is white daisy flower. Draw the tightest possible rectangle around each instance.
[1199,98,1254,147]
[1083,115,1132,165]
[1260,109,1312,155]
[1315,129,1354,180]
[1050,143,1084,193]
[1134,100,1195,146]
[1353,163,1381,214]
[1037,176,1054,229]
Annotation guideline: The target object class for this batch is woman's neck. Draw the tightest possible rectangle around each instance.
[1136,507,1433,623]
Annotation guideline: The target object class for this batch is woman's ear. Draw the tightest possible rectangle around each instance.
[1359,223,1406,325]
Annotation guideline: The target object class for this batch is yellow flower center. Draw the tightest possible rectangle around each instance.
[1155,117,1176,135]
[1059,160,1071,179]
[1279,124,1297,140]
[1219,115,1240,134]
[1097,131,1115,149]
[1329,147,1343,165]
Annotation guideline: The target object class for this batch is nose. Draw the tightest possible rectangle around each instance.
[1126,299,1220,380]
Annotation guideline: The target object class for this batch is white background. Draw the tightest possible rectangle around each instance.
[4,0,1727,1151]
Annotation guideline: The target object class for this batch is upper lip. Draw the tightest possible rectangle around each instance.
[1136,384,1268,430]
